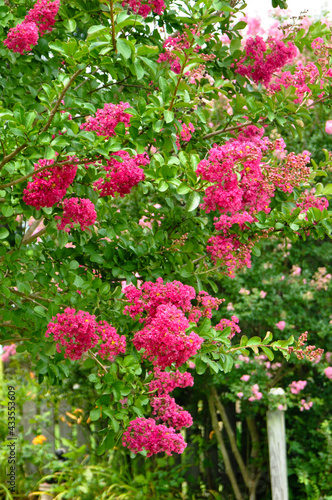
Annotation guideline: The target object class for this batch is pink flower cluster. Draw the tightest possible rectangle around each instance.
[25,0,60,36]
[4,0,59,54]
[215,315,241,340]
[197,131,314,275]
[289,380,307,395]
[265,151,312,193]
[96,321,126,361]
[157,30,201,74]
[1,344,16,363]
[151,395,193,430]
[248,383,263,401]
[148,368,194,395]
[235,36,297,86]
[176,121,195,149]
[55,198,97,232]
[121,0,165,18]
[124,278,221,325]
[270,62,320,103]
[300,399,313,411]
[45,308,126,361]
[324,366,332,379]
[123,367,194,456]
[122,417,186,456]
[296,193,329,214]
[132,304,203,369]
[23,158,78,210]
[94,150,148,197]
[80,102,131,138]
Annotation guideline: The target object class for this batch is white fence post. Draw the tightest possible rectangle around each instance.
[267,389,288,500]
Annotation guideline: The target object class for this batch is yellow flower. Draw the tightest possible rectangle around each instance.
[32,434,47,445]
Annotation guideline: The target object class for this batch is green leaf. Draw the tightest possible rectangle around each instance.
[164,110,174,123]
[90,408,101,421]
[247,336,262,346]
[0,227,9,240]
[261,346,274,361]
[177,183,191,195]
[63,19,77,32]
[117,38,132,59]
[1,205,14,217]
[186,192,200,212]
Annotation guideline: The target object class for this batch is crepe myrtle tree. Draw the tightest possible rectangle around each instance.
[0,0,330,457]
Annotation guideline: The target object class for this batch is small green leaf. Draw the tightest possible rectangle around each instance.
[63,19,77,32]
[0,227,9,239]
[186,192,200,212]
[164,110,174,123]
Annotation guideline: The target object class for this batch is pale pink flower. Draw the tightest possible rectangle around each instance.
[237,392,244,398]
[276,320,286,331]
[240,374,250,382]
[260,290,267,298]
[325,120,332,134]
[324,366,332,379]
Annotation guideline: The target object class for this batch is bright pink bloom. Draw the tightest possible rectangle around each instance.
[94,151,148,197]
[45,308,99,360]
[123,278,197,322]
[237,392,244,398]
[24,0,60,36]
[151,395,193,430]
[23,158,77,209]
[122,417,186,456]
[276,320,286,331]
[149,368,194,395]
[4,22,39,54]
[240,374,250,382]
[55,198,97,232]
[96,321,126,361]
[121,0,165,18]
[133,304,203,369]
[324,366,332,379]
[80,102,131,138]
[260,290,267,298]
[235,36,297,86]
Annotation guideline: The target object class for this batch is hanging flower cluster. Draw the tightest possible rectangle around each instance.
[45,308,126,361]
[235,35,297,86]
[55,198,97,232]
[23,158,78,210]
[4,0,59,54]
[197,129,314,275]
[122,278,222,456]
[94,150,148,197]
[121,0,165,18]
[122,417,187,457]
[80,102,131,138]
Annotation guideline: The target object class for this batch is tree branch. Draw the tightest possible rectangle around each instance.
[211,386,251,488]
[207,392,244,500]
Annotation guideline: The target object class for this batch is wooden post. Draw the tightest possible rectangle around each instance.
[267,392,288,500]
